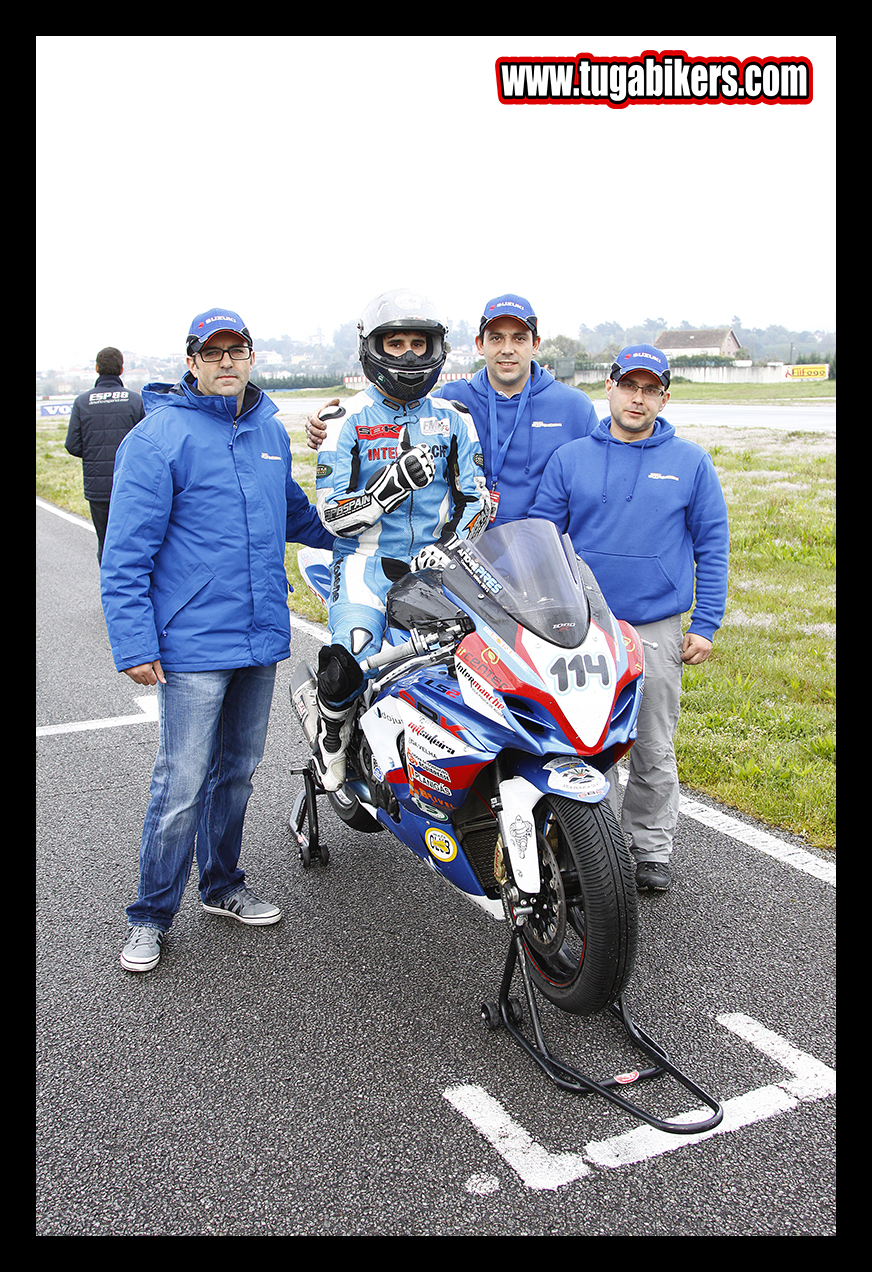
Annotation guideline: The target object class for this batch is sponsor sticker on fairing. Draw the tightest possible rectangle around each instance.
[425,828,458,861]
[544,757,609,798]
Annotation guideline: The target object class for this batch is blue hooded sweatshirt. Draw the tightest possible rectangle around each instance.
[530,417,729,638]
[436,361,598,527]
[100,374,333,673]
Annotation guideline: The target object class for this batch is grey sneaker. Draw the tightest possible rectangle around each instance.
[120,925,165,973]
[201,885,282,926]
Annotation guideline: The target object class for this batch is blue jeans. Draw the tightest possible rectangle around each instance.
[126,664,277,931]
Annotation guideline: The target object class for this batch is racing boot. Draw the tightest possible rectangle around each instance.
[312,643,364,792]
[312,699,355,791]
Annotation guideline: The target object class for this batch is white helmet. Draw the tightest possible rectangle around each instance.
[358,288,447,402]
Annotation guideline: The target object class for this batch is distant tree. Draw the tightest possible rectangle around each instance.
[597,339,622,364]
[447,316,475,348]
[332,320,358,364]
[539,334,585,357]
[537,334,591,370]
[594,320,624,344]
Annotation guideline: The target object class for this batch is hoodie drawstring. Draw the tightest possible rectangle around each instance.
[602,432,653,503]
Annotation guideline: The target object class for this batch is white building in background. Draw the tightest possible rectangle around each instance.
[655,328,742,359]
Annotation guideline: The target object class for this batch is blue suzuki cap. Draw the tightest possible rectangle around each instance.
[610,344,671,387]
[186,308,252,356]
[479,294,538,339]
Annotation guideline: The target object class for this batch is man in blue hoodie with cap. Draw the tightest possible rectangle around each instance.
[306,294,598,525]
[447,294,599,527]
[530,345,729,892]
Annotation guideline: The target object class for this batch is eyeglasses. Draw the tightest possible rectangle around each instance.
[197,344,252,363]
[614,378,664,400]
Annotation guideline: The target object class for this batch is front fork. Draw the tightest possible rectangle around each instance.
[491,752,610,899]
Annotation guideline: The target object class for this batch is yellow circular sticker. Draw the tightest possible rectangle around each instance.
[425,828,458,863]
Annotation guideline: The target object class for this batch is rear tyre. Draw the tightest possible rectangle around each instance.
[515,796,638,1016]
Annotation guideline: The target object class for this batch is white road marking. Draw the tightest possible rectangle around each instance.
[679,796,835,885]
[445,1013,835,1191]
[463,1173,501,1196]
[444,1084,591,1190]
[37,695,158,736]
[289,613,330,643]
[37,496,95,532]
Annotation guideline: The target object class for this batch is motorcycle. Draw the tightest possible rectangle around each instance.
[289,518,722,1133]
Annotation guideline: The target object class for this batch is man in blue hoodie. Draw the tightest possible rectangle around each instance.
[530,345,729,892]
[100,308,335,973]
[446,294,599,527]
[306,294,599,526]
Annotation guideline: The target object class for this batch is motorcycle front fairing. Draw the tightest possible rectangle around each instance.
[439,520,644,767]
[357,676,506,915]
[437,520,644,899]
[377,520,644,903]
[297,521,643,912]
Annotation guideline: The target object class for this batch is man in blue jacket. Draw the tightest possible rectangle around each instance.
[530,345,729,892]
[306,294,599,527]
[100,308,334,972]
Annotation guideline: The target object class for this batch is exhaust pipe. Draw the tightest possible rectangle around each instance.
[290,663,319,748]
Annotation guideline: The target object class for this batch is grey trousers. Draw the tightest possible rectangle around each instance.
[605,613,683,864]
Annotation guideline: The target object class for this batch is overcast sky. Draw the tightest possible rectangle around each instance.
[36,35,835,369]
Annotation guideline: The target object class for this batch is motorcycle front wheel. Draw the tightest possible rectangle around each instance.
[516,795,638,1016]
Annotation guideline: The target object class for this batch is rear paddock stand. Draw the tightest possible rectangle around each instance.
[289,764,329,867]
[482,920,724,1135]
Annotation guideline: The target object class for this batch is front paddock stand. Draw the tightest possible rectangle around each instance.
[289,763,330,867]
[482,921,724,1135]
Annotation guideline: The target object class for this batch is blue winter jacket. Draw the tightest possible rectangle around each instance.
[444,362,598,526]
[530,417,729,639]
[100,374,334,672]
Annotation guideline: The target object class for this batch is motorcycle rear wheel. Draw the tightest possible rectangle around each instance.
[517,795,638,1016]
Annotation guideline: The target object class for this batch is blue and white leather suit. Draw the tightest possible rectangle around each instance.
[316,384,490,664]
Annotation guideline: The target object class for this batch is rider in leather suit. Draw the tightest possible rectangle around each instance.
[313,288,490,790]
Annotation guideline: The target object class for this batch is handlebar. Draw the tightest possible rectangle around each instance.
[360,632,429,673]
[360,618,471,674]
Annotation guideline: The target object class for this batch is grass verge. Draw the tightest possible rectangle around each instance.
[580,378,836,403]
[674,429,834,850]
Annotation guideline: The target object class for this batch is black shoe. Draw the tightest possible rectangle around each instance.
[635,862,673,891]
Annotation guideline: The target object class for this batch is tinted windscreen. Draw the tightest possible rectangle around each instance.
[448,519,590,648]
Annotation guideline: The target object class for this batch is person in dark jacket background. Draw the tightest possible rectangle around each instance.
[64,347,144,561]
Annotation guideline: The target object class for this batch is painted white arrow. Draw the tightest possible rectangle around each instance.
[444,1012,835,1191]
